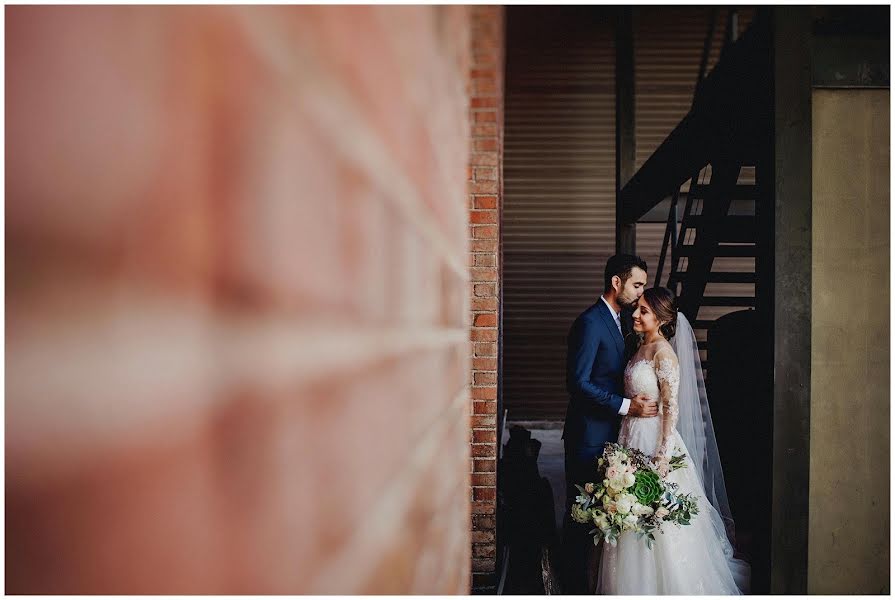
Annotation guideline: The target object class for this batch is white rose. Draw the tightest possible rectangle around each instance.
[633,503,654,517]
[623,514,639,529]
[616,496,633,515]
[623,472,636,488]
[655,507,670,519]
[606,466,619,479]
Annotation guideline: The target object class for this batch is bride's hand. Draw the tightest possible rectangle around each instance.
[656,455,670,478]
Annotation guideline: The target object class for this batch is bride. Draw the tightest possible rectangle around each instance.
[595,287,751,595]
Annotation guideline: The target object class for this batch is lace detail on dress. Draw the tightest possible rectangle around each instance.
[655,352,680,460]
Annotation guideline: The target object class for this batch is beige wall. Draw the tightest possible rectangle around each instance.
[810,88,890,594]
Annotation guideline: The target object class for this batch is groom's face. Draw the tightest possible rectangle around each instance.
[615,266,647,309]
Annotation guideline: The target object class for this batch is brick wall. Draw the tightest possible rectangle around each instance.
[6,6,473,594]
[468,5,505,593]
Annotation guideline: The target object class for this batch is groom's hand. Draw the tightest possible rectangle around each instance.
[628,394,659,417]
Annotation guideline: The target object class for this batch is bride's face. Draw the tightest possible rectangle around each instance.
[632,297,660,335]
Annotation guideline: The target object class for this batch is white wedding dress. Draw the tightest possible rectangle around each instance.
[595,338,751,595]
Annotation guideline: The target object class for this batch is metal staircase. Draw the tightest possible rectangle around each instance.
[662,164,759,370]
[649,8,763,372]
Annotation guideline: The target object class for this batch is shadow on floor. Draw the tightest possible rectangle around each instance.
[497,423,565,594]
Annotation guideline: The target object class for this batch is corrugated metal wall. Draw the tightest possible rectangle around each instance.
[503,7,616,420]
[504,7,755,420]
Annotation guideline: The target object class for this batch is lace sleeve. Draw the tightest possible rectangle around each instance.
[654,347,680,461]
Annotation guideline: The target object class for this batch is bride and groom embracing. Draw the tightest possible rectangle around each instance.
[561,254,750,595]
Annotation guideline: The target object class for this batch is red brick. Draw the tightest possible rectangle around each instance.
[473,514,497,530]
[469,210,497,224]
[472,124,498,137]
[468,180,498,194]
[6,3,484,595]
[467,7,503,585]
[472,357,497,371]
[471,530,495,544]
[471,298,498,311]
[470,328,497,342]
[472,430,497,444]
[471,225,497,239]
[473,487,497,501]
[473,138,498,152]
[473,371,496,385]
[473,195,497,209]
[472,253,496,267]
[473,398,497,412]
[473,458,497,473]
[474,167,498,180]
[470,152,498,166]
[473,78,497,96]
[473,314,497,327]
[472,50,498,67]
[470,443,495,457]
[470,68,496,79]
[470,386,496,400]
[472,283,496,297]
[472,558,497,573]
[471,501,496,515]
[470,267,497,282]
[471,97,498,109]
[470,240,497,252]
[471,472,497,486]
[473,342,497,357]
[470,415,497,429]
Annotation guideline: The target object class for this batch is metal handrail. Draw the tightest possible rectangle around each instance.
[655,8,721,289]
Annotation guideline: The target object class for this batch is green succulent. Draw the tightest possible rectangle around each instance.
[632,469,663,505]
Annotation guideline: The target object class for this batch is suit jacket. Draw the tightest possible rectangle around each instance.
[561,299,634,460]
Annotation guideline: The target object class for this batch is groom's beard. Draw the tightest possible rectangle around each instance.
[618,292,638,310]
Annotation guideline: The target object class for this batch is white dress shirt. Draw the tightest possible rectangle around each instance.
[601,295,632,416]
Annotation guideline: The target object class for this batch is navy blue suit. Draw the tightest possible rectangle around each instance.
[561,299,629,456]
[560,298,632,593]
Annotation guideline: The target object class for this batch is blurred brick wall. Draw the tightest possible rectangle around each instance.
[6,6,473,594]
[467,5,504,593]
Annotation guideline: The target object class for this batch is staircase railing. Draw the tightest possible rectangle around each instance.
[655,8,743,290]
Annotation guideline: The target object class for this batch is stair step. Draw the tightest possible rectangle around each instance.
[676,244,758,257]
[688,183,759,200]
[682,216,757,242]
[673,271,756,284]
[700,296,756,307]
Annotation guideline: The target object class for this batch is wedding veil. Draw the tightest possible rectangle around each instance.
[670,311,740,551]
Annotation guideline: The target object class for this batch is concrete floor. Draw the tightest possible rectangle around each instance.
[504,420,567,535]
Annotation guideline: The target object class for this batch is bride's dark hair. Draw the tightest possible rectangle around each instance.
[642,287,678,340]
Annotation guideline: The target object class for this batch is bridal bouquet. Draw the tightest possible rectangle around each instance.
[570,442,698,548]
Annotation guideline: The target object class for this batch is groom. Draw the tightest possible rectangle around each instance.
[560,254,657,594]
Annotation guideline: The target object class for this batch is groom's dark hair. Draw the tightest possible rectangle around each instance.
[604,254,648,291]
